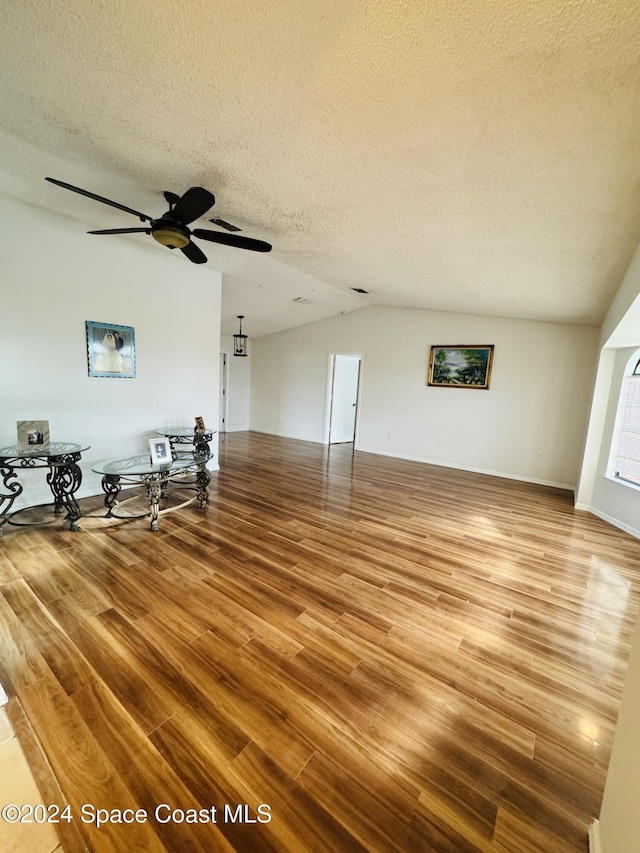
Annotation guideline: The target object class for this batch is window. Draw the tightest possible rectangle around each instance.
[609,354,640,487]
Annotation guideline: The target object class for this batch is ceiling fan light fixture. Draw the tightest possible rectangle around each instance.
[152,226,190,249]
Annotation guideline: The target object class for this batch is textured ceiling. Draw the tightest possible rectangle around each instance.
[1,0,640,337]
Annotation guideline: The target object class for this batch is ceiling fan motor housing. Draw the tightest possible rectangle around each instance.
[151,218,190,249]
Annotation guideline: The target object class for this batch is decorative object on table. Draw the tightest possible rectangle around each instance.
[45,178,272,264]
[233,315,248,357]
[17,420,50,452]
[0,441,90,535]
[149,437,172,465]
[194,416,206,433]
[86,321,136,379]
[427,345,494,389]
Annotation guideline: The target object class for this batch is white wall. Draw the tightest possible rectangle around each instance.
[578,243,640,852]
[220,335,251,431]
[586,347,640,539]
[251,306,599,488]
[599,616,640,853]
[600,242,640,347]
[0,196,221,510]
[576,238,640,515]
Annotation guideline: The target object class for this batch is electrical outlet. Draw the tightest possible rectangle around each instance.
[388,431,395,439]
[536,452,542,461]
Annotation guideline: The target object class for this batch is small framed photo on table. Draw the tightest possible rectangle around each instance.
[149,437,172,465]
[17,420,50,451]
[194,416,206,433]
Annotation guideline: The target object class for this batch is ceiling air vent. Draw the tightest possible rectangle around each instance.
[209,218,242,232]
[351,287,369,294]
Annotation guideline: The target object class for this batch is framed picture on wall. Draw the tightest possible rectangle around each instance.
[86,321,136,378]
[427,345,494,389]
[17,420,50,452]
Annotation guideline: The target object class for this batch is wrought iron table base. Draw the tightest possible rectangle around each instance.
[100,465,210,532]
[0,465,23,536]
[0,449,86,536]
[47,458,83,530]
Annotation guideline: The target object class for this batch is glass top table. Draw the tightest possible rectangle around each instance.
[155,426,216,455]
[0,442,90,460]
[0,442,91,534]
[92,451,211,531]
[92,453,208,477]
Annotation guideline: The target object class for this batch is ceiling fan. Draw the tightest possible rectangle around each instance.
[44,177,272,263]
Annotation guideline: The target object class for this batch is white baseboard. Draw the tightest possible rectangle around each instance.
[250,428,324,444]
[588,819,602,853]
[355,446,575,491]
[587,506,640,541]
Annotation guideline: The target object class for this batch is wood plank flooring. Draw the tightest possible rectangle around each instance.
[1,430,640,852]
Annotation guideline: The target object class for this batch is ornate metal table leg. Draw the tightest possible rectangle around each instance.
[46,455,83,532]
[194,433,211,456]
[145,477,162,532]
[160,450,172,498]
[47,464,66,516]
[102,474,121,516]
[196,466,210,509]
[0,465,23,536]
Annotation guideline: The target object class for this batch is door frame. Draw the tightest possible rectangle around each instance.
[219,351,229,433]
[323,351,364,447]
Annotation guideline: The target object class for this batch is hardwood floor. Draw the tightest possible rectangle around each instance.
[1,431,639,852]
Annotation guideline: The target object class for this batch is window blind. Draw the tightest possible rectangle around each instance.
[615,376,640,486]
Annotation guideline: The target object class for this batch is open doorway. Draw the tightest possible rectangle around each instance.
[326,353,362,445]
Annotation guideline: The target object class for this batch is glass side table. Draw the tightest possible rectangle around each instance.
[0,442,91,535]
[92,451,211,532]
[155,426,216,457]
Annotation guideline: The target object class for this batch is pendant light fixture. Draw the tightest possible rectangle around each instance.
[233,315,248,357]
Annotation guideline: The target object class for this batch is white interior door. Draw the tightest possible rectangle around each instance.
[329,354,361,443]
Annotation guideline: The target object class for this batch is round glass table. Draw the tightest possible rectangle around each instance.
[0,442,91,534]
[155,426,216,456]
[92,451,211,531]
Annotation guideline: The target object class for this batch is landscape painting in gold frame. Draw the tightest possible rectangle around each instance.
[427,345,494,389]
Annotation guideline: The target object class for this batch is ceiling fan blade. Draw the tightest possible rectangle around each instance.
[192,228,272,253]
[171,187,216,225]
[45,177,152,222]
[181,240,208,264]
[87,228,152,235]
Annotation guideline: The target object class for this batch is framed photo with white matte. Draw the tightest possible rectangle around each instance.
[149,437,172,465]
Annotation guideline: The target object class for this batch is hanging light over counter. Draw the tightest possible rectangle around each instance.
[233,315,248,357]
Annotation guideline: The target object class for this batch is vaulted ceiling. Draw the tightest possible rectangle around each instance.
[1,1,640,337]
